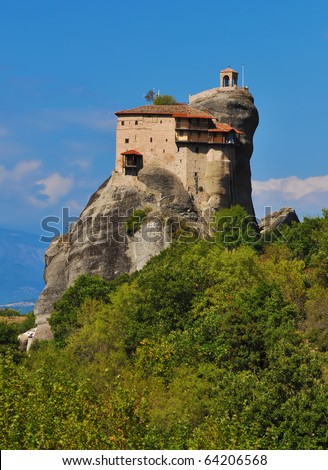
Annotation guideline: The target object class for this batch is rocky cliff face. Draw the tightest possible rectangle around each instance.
[258,207,300,233]
[34,167,200,340]
[33,88,259,342]
[190,87,259,215]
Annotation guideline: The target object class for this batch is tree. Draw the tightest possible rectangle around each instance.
[49,274,129,346]
[145,90,155,102]
[304,286,328,351]
[213,205,259,250]
[144,90,177,105]
[153,94,177,105]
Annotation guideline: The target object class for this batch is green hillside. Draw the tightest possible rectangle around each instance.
[1,207,327,450]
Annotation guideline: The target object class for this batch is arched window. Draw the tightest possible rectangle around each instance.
[223,75,230,87]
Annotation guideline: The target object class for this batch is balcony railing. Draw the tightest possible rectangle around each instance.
[175,123,209,130]
[176,133,229,142]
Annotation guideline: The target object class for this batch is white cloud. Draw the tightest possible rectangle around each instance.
[0,160,41,183]
[252,175,328,200]
[12,160,42,181]
[31,172,73,207]
[252,175,328,218]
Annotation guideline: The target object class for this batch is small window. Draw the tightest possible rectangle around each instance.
[125,138,129,144]
[163,149,165,153]
[121,121,125,126]
[150,137,153,142]
[160,120,162,124]
[165,138,168,142]
[135,120,138,125]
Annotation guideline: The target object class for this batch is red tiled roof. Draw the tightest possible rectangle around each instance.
[121,149,143,156]
[115,104,214,119]
[172,112,213,119]
[116,104,243,135]
[208,123,243,134]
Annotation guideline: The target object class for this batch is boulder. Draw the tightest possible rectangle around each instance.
[190,87,259,216]
[258,207,300,232]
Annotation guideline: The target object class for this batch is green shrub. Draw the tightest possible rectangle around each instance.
[49,274,129,347]
[125,208,150,236]
[0,308,18,317]
[153,94,176,105]
[213,205,259,250]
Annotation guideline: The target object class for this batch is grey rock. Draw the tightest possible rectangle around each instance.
[259,207,300,232]
[138,166,193,213]
[190,87,259,215]
[33,168,198,341]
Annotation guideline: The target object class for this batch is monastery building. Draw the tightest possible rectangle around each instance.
[113,67,243,209]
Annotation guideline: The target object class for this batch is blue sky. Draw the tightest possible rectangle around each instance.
[0,0,327,235]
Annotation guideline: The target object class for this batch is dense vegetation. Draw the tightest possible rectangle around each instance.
[0,311,35,356]
[1,207,328,449]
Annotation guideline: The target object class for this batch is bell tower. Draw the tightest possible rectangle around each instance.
[220,67,238,88]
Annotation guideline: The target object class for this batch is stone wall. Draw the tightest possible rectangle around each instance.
[116,116,177,175]
[116,114,238,210]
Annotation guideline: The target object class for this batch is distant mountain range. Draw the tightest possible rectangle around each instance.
[0,228,46,307]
